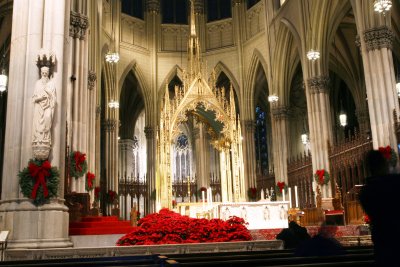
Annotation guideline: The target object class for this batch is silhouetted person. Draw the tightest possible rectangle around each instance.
[295,222,345,256]
[276,221,310,249]
[359,149,400,266]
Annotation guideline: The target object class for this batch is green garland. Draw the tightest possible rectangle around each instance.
[18,158,59,206]
[69,151,88,178]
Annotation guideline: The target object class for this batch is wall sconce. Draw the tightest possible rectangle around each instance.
[268,94,279,103]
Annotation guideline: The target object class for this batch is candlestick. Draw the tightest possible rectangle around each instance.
[202,191,205,210]
[289,187,292,208]
[295,186,299,208]
[282,188,286,202]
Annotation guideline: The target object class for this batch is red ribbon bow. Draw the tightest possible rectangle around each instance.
[316,169,325,184]
[378,146,391,160]
[87,172,95,189]
[277,182,285,192]
[28,161,51,199]
[74,152,86,172]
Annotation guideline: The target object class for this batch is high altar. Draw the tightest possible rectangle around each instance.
[156,0,246,211]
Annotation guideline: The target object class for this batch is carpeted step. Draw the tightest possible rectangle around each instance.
[69,216,135,235]
[69,226,135,235]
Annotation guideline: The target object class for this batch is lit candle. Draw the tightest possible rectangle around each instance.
[289,187,292,208]
[282,188,286,202]
[202,191,205,210]
[295,186,299,208]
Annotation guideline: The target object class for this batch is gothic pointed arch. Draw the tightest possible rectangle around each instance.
[213,61,240,99]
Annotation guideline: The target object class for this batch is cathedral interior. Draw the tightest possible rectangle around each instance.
[0,0,399,251]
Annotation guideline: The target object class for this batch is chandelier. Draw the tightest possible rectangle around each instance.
[268,94,279,103]
[373,0,392,13]
[105,51,120,63]
[108,99,119,109]
[307,49,320,61]
[0,69,7,93]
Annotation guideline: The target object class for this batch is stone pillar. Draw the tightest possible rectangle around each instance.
[118,139,135,179]
[69,7,90,193]
[362,26,398,149]
[103,118,118,215]
[0,0,72,248]
[271,106,290,186]
[242,120,257,189]
[306,76,334,203]
[144,126,156,213]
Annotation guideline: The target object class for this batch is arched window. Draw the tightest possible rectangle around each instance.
[206,0,231,22]
[246,0,260,9]
[255,106,269,175]
[162,0,188,24]
[121,0,144,19]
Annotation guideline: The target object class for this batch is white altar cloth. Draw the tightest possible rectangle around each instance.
[177,201,289,230]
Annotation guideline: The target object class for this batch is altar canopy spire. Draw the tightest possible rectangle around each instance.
[188,0,201,80]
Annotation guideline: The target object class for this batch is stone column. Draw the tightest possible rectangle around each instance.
[306,76,334,202]
[0,0,72,248]
[145,126,156,213]
[242,120,257,189]
[271,106,290,186]
[118,139,135,179]
[69,7,90,193]
[362,26,398,148]
[103,118,118,214]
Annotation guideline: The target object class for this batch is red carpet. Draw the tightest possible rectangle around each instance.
[69,216,135,235]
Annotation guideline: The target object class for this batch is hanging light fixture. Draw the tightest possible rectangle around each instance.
[301,117,308,145]
[306,1,319,62]
[268,94,279,103]
[0,53,7,93]
[374,0,392,14]
[108,99,119,109]
[307,49,320,61]
[105,1,119,63]
[396,82,400,98]
[339,101,347,127]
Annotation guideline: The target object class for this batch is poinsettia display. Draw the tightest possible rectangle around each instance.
[106,189,117,204]
[94,186,101,201]
[117,208,252,246]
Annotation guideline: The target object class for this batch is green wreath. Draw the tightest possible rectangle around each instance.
[69,151,87,178]
[275,181,288,196]
[18,158,59,206]
[314,169,330,186]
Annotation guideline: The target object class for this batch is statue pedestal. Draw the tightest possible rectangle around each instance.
[0,198,72,249]
[321,198,335,211]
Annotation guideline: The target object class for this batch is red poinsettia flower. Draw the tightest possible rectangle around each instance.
[277,182,286,193]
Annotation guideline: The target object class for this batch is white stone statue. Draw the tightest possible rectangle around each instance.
[32,66,56,159]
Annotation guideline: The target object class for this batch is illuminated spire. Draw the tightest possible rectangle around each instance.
[188,0,201,79]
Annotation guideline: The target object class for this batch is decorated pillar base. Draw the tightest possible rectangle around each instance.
[0,198,73,249]
[321,197,334,211]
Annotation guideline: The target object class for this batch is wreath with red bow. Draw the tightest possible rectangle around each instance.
[69,151,88,178]
[86,172,95,191]
[18,159,59,205]
[378,146,398,168]
[106,189,118,204]
[314,169,330,186]
[275,181,288,196]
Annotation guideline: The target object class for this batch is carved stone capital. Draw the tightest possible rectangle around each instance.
[70,11,89,40]
[271,106,289,120]
[307,76,330,94]
[88,70,97,90]
[103,119,117,132]
[144,126,154,139]
[364,26,394,51]
[146,0,160,13]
